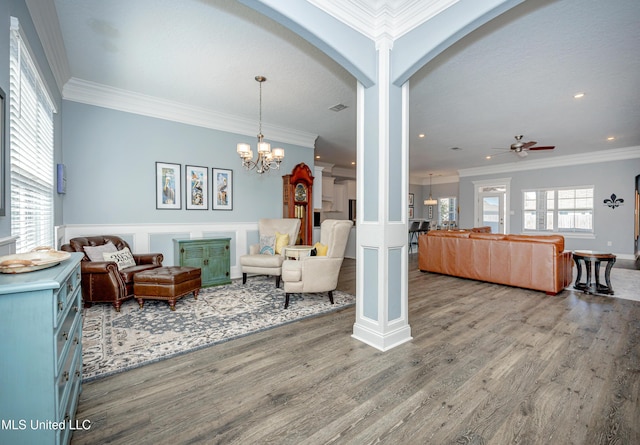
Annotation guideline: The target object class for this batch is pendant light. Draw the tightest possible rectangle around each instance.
[424,173,437,206]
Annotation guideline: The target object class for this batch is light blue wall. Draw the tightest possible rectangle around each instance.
[459,158,640,255]
[61,101,313,224]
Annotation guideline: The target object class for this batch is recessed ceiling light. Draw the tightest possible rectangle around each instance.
[486,155,492,160]
[607,136,615,141]
[450,147,461,151]
[418,133,425,138]
[351,161,356,165]
[315,155,320,159]
[573,92,585,99]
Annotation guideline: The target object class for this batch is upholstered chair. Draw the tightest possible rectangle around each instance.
[60,235,163,311]
[281,219,352,308]
[239,218,301,288]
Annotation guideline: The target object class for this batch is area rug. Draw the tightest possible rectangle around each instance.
[81,276,355,381]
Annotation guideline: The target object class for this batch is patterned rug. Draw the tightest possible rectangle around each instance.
[81,276,355,381]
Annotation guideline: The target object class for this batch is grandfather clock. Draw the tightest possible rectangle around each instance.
[283,163,314,245]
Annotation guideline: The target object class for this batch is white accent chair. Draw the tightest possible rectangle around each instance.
[240,218,301,288]
[281,219,353,308]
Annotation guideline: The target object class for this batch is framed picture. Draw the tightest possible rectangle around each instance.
[185,165,208,210]
[428,205,433,220]
[408,206,414,219]
[408,193,414,206]
[0,87,5,216]
[213,168,233,210]
[156,162,181,209]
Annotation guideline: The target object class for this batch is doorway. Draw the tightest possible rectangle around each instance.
[473,178,511,234]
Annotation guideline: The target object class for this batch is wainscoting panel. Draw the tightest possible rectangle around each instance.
[57,222,258,280]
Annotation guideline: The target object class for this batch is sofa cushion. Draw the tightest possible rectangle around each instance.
[103,247,137,270]
[83,241,117,261]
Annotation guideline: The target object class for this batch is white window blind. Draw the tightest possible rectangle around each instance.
[9,17,56,253]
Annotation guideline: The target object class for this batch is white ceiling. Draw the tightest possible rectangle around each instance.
[35,0,640,181]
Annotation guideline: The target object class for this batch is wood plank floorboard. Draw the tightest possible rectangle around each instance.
[71,256,640,445]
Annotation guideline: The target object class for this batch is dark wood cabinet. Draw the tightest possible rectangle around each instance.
[283,163,314,245]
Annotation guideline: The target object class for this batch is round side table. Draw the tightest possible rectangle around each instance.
[283,245,314,260]
[572,250,616,295]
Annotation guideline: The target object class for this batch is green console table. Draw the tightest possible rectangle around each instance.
[173,238,231,287]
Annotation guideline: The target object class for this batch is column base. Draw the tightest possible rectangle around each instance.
[352,322,412,351]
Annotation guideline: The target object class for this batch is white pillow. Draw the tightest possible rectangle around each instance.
[103,247,136,270]
[83,241,117,262]
[259,235,275,255]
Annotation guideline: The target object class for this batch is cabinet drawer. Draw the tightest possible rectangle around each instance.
[55,299,81,375]
[54,265,82,328]
[56,320,82,415]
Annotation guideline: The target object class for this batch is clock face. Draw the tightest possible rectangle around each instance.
[294,183,307,202]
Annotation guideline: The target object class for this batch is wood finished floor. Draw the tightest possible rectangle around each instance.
[71,256,640,445]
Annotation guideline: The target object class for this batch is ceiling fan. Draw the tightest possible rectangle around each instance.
[492,135,555,158]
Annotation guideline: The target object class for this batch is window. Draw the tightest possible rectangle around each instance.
[9,17,56,252]
[438,197,457,226]
[523,186,594,233]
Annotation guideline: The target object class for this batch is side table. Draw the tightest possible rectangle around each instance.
[572,250,616,295]
[283,245,314,260]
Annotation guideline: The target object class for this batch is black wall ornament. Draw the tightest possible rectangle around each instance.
[603,194,624,209]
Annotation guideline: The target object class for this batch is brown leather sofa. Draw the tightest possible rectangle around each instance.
[61,235,163,311]
[418,230,573,295]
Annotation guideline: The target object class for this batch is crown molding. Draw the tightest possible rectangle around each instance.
[308,0,458,42]
[62,78,318,149]
[25,0,70,93]
[410,174,459,186]
[458,146,640,178]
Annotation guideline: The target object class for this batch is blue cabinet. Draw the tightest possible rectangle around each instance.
[174,238,231,287]
[0,252,84,445]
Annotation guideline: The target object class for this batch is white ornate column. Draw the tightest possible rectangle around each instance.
[352,38,412,350]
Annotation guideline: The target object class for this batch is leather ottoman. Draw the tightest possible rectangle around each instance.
[133,266,201,311]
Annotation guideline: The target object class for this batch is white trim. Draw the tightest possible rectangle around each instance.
[459,146,640,178]
[25,0,71,93]
[62,78,318,149]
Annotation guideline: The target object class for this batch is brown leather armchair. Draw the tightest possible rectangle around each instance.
[60,235,163,311]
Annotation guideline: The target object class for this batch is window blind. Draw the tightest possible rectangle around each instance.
[9,17,56,253]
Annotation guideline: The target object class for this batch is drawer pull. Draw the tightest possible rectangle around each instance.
[58,301,64,311]
[75,370,81,378]
[63,371,69,382]
[62,331,69,341]
[74,305,79,313]
[67,282,73,293]
[73,336,79,345]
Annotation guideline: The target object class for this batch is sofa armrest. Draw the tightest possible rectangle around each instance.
[81,260,120,274]
[133,253,163,266]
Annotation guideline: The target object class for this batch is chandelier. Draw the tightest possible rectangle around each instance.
[424,173,437,205]
[236,76,285,174]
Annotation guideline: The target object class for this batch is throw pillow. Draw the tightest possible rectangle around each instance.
[314,242,328,256]
[275,232,289,255]
[83,241,117,262]
[259,235,275,255]
[103,247,137,270]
